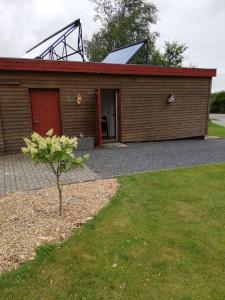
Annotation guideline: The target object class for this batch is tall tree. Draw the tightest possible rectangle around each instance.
[85,0,188,66]
[162,41,188,67]
[151,41,188,67]
[85,0,158,63]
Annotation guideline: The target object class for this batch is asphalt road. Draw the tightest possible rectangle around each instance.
[210,114,225,127]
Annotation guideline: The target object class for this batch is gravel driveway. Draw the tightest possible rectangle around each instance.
[83,139,225,177]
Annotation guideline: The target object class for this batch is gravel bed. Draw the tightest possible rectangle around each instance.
[83,139,225,177]
[0,179,118,274]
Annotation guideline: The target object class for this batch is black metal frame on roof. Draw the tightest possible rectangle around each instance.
[26,19,85,61]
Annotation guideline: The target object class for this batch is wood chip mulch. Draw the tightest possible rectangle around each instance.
[0,179,118,274]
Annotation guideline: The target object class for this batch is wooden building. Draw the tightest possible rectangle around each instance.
[0,58,216,155]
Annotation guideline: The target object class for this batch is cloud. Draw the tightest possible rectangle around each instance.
[207,0,225,15]
[153,0,224,90]
[0,0,97,57]
[0,0,223,91]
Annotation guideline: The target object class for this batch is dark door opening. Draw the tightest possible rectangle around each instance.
[101,89,118,143]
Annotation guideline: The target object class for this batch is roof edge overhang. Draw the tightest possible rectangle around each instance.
[0,57,217,78]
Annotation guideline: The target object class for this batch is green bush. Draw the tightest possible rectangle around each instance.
[210,91,225,113]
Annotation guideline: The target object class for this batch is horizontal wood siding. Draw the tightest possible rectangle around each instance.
[120,76,211,142]
[0,71,211,154]
[0,84,32,154]
[0,105,4,155]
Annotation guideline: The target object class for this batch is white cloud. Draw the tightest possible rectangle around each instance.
[154,0,224,90]
[0,0,223,91]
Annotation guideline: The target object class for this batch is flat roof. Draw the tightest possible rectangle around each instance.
[0,57,216,78]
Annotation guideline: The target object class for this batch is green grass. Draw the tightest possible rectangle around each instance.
[1,164,225,299]
[208,120,225,137]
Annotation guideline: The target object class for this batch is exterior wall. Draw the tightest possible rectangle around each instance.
[0,107,4,154]
[0,71,211,154]
[121,76,211,142]
[0,82,32,154]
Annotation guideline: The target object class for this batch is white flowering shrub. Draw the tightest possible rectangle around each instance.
[22,129,89,215]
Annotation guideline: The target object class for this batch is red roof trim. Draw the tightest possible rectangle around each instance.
[0,57,217,78]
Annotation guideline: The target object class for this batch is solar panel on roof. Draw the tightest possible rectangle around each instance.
[102,41,145,64]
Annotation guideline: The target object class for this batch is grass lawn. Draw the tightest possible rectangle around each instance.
[208,120,225,137]
[1,164,225,299]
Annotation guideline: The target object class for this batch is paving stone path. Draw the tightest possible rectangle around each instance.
[2,139,225,195]
[0,154,99,195]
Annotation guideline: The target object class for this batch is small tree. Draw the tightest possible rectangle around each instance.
[22,129,89,216]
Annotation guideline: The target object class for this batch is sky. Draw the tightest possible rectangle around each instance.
[0,0,224,92]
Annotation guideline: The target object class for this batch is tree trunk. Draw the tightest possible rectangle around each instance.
[56,175,62,216]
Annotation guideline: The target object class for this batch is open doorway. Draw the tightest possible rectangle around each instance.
[101,89,118,142]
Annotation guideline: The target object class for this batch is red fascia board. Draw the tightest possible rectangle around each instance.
[0,57,217,78]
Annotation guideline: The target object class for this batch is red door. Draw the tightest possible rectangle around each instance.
[29,89,61,136]
[96,88,102,146]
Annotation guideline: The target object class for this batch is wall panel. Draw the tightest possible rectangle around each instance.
[0,71,211,154]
